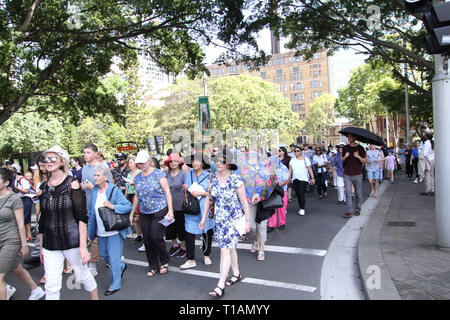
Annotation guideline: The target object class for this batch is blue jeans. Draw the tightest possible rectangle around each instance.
[98,234,125,291]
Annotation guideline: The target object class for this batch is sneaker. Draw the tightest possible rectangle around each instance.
[177,248,187,258]
[138,244,146,252]
[419,178,423,183]
[204,256,212,266]
[28,287,45,300]
[298,209,305,216]
[354,210,361,216]
[169,245,181,257]
[6,284,16,300]
[180,260,197,269]
[134,235,143,243]
[413,179,418,184]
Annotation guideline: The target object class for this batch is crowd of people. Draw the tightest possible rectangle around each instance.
[0,131,435,300]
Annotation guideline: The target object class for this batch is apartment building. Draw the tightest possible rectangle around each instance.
[206,49,330,144]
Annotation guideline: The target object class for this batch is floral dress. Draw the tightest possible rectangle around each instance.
[210,172,244,248]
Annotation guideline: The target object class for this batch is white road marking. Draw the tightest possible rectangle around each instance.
[123,258,317,293]
[127,235,327,257]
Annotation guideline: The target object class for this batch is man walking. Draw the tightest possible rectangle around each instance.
[342,134,367,218]
[112,152,129,193]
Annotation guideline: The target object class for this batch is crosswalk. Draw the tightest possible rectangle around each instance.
[27,238,325,294]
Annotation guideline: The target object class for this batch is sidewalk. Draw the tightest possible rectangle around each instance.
[359,176,450,300]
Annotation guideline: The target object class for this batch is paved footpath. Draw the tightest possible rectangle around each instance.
[359,175,450,300]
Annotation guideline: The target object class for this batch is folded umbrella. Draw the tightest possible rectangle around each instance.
[339,127,384,146]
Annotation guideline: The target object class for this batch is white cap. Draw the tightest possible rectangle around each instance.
[30,164,38,170]
[135,150,151,164]
[44,146,70,163]
[10,163,21,174]
[331,148,337,154]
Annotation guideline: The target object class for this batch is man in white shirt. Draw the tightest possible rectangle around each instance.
[421,133,435,196]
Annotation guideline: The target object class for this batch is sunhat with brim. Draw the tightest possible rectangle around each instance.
[135,150,151,164]
[164,153,184,168]
[184,153,211,170]
[44,146,70,163]
[214,149,238,171]
[10,163,22,174]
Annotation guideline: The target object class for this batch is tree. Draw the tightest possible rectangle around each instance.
[305,93,336,144]
[242,0,433,118]
[0,0,269,125]
[156,74,303,149]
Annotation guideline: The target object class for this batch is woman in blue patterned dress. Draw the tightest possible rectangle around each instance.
[199,150,250,299]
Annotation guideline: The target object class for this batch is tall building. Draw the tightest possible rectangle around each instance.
[206,49,330,143]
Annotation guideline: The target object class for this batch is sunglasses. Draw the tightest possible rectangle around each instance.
[216,160,227,164]
[44,156,58,163]
[294,150,301,153]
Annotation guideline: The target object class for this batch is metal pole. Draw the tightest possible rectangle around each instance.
[404,40,411,145]
[434,54,450,250]
[386,117,389,147]
[203,72,207,96]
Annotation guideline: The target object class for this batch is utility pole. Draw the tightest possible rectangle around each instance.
[434,54,450,250]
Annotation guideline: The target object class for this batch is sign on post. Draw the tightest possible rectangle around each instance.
[154,136,164,155]
[199,96,210,135]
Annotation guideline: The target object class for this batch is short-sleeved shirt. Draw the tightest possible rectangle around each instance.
[342,144,366,176]
[366,150,382,172]
[290,157,311,182]
[331,153,344,178]
[134,169,167,214]
[313,154,328,173]
[112,167,130,188]
[276,160,290,192]
[0,193,23,245]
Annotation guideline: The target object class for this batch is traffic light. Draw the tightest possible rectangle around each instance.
[404,0,450,55]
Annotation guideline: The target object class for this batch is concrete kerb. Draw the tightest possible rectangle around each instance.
[358,184,402,300]
[320,180,390,300]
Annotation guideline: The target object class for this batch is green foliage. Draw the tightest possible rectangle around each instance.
[0,0,268,125]
[305,93,336,142]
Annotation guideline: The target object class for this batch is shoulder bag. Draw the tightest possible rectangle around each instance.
[98,186,130,231]
[183,172,209,215]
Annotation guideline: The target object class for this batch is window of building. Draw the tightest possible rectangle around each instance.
[293,67,300,81]
[261,71,267,80]
[276,69,283,83]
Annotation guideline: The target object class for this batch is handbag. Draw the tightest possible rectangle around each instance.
[261,189,284,210]
[182,188,201,215]
[98,186,130,231]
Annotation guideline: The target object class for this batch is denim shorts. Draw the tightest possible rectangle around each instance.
[367,170,381,180]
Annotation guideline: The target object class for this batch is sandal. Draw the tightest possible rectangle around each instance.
[209,286,225,299]
[250,242,259,254]
[147,269,157,277]
[257,252,265,261]
[159,264,169,275]
[226,273,243,287]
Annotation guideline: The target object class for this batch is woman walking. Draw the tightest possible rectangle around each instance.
[164,153,187,259]
[129,150,174,277]
[313,147,329,199]
[199,150,250,299]
[180,153,213,269]
[268,147,290,232]
[404,145,414,180]
[88,163,132,296]
[0,168,45,300]
[289,146,315,216]
[38,146,98,300]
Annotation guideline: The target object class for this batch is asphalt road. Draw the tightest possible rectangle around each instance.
[6,181,370,300]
